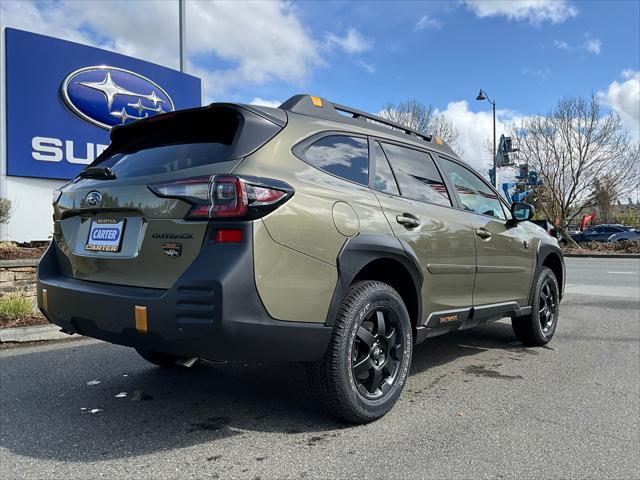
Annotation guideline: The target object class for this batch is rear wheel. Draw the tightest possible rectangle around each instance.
[135,349,181,368]
[512,267,560,346]
[308,281,413,424]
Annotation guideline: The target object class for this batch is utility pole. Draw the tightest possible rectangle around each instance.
[476,89,497,187]
[179,0,187,73]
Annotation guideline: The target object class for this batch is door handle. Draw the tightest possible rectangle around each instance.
[475,228,492,240]
[396,214,420,228]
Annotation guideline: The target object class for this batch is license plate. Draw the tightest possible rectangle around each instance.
[85,218,126,252]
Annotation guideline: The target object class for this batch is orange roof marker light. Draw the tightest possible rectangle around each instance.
[310,96,323,107]
[435,137,444,145]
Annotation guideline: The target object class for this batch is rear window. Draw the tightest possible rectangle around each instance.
[302,135,369,185]
[92,107,281,179]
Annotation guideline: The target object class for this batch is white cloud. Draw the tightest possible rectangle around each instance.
[356,60,376,74]
[0,0,320,103]
[464,0,578,24]
[437,100,525,171]
[554,36,603,55]
[598,70,640,140]
[521,67,551,80]
[324,28,373,54]
[583,38,602,55]
[415,15,442,31]
[249,97,282,108]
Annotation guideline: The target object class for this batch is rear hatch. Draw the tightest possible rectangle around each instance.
[53,104,286,289]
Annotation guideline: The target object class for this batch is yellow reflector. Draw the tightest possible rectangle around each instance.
[42,289,48,309]
[135,306,148,333]
[310,96,323,107]
[435,137,444,145]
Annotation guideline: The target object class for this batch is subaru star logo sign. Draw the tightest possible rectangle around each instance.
[85,191,102,207]
[61,66,175,129]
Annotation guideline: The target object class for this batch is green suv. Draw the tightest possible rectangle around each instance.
[37,94,564,423]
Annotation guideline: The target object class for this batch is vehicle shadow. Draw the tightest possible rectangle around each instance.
[1,321,525,463]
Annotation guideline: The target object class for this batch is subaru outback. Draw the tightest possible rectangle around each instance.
[37,94,564,423]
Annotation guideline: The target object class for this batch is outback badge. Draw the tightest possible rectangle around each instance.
[162,242,182,258]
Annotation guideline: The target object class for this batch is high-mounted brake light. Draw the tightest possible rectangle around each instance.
[148,175,293,220]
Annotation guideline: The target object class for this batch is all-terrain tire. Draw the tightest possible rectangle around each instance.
[308,281,413,424]
[512,267,560,346]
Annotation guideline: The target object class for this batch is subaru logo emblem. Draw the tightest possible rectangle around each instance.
[86,191,102,207]
[61,66,174,130]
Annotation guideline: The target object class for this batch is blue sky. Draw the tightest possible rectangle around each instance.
[288,0,639,115]
[2,0,639,169]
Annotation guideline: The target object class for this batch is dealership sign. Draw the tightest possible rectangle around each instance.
[4,28,201,180]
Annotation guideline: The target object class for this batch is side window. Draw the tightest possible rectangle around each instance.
[371,142,399,195]
[381,143,451,206]
[439,158,507,220]
[303,135,369,185]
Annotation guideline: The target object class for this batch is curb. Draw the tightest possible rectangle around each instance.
[0,324,78,343]
[563,253,640,258]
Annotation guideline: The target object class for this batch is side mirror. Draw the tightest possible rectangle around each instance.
[511,202,535,222]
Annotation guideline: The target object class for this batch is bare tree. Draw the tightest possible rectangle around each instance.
[591,175,617,224]
[514,95,640,244]
[0,198,11,224]
[380,100,461,155]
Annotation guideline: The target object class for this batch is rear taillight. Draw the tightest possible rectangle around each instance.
[148,175,293,220]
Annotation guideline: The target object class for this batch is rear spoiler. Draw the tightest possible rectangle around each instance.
[108,103,286,146]
[88,103,287,169]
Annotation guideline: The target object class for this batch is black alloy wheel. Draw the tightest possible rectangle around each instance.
[352,307,405,400]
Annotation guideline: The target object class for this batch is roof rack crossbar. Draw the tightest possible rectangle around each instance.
[331,102,432,142]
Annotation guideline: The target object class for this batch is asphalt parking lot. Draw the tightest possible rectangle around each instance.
[1,257,639,479]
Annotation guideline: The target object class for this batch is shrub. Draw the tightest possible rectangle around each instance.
[0,293,35,320]
[562,240,640,254]
[0,197,12,224]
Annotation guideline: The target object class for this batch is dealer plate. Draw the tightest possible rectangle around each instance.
[85,218,126,252]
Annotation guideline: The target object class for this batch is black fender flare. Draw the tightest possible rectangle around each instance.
[528,242,566,304]
[324,233,423,327]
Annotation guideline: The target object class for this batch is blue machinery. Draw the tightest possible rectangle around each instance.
[488,135,543,204]
[500,166,543,204]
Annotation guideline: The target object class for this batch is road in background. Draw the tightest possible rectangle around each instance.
[1,257,639,479]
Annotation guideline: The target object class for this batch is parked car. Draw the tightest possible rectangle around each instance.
[37,94,564,423]
[571,224,636,243]
[608,229,640,242]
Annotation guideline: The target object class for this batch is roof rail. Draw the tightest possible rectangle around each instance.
[279,94,434,145]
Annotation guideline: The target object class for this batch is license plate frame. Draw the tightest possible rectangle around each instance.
[85,218,126,252]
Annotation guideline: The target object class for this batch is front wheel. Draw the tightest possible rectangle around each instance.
[308,281,413,424]
[512,267,560,346]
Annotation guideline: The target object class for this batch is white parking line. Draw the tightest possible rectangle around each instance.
[607,271,638,274]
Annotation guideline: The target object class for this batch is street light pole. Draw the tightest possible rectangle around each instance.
[179,0,186,73]
[476,89,497,187]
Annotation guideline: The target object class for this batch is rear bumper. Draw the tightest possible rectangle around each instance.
[36,222,332,362]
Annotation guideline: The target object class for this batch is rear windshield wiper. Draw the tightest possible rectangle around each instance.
[77,167,116,180]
